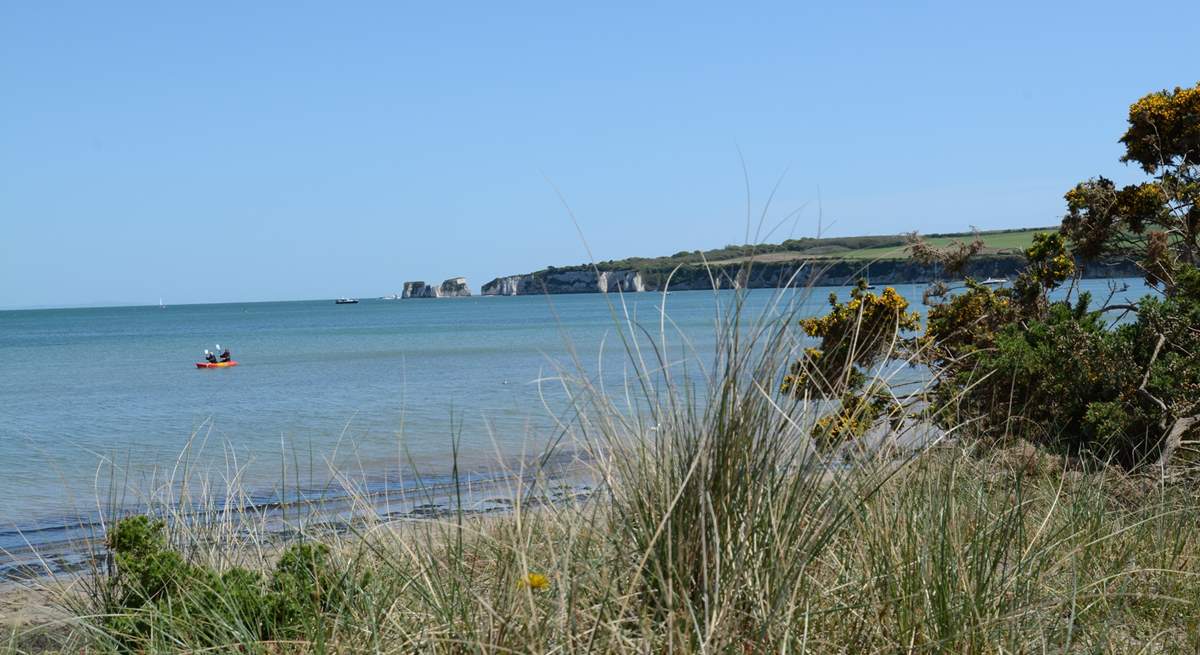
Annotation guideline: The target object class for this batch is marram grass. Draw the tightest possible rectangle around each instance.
[10,450,1200,653]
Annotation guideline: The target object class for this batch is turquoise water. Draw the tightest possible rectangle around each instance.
[0,279,1151,556]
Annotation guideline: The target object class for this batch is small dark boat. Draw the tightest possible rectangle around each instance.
[335,298,359,304]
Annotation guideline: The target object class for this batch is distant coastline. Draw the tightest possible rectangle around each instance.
[479,227,1140,295]
[479,255,1141,295]
[5,228,1142,310]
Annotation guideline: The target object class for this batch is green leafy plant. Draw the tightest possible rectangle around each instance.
[98,515,354,650]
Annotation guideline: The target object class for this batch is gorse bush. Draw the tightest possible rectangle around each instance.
[1063,82,1200,291]
[882,83,1200,470]
[787,282,920,394]
[929,289,1199,465]
[781,280,920,446]
[777,229,1089,454]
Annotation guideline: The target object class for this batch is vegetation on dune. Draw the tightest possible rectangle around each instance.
[94,516,354,650]
[917,82,1200,470]
[22,279,1200,652]
[781,280,920,446]
[20,436,1200,652]
[788,81,1200,471]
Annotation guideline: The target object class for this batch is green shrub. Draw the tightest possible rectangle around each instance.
[897,83,1200,469]
[98,515,354,650]
[267,542,346,634]
[925,271,1200,467]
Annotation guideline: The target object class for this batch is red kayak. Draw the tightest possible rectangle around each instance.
[196,361,238,368]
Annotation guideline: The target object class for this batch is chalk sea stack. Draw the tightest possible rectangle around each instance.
[402,277,472,298]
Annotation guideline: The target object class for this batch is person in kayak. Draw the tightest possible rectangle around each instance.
[204,350,218,363]
[219,346,232,362]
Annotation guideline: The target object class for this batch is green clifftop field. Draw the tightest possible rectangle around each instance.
[589,226,1049,269]
[481,227,1141,295]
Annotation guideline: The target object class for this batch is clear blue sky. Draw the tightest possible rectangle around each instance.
[2,1,1197,308]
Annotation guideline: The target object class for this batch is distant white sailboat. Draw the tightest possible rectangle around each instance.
[159,297,166,309]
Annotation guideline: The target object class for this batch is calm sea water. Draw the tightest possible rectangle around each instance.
[0,279,1150,553]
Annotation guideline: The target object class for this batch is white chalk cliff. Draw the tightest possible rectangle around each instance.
[481,269,645,296]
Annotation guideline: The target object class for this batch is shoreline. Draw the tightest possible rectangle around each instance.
[0,449,596,585]
[0,459,597,641]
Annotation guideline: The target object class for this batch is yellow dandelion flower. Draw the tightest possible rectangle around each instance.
[523,572,550,590]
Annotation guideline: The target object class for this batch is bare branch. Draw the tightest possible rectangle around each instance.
[1157,414,1200,471]
[1138,334,1168,415]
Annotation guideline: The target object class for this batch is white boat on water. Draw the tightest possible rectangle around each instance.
[335,297,359,304]
[981,277,1008,285]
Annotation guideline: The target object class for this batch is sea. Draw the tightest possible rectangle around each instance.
[0,278,1151,569]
